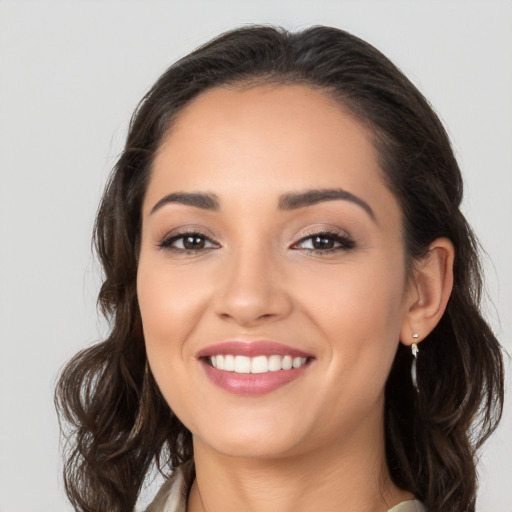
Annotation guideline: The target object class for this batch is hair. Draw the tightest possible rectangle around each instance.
[55,25,504,512]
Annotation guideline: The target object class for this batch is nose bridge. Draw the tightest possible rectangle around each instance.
[214,236,291,325]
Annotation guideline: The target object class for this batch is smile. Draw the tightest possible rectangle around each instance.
[198,341,314,396]
[209,354,308,373]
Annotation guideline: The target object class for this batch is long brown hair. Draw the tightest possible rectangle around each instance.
[55,26,504,512]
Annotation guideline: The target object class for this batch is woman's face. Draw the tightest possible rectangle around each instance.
[137,85,414,459]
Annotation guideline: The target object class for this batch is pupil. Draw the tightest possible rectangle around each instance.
[184,236,204,249]
[313,236,333,249]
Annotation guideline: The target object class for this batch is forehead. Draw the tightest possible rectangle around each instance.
[146,84,399,223]
[158,84,376,165]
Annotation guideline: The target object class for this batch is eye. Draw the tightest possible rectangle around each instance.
[158,232,220,252]
[292,231,355,253]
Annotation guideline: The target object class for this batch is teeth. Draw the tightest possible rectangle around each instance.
[234,355,251,374]
[251,355,268,374]
[209,355,308,373]
[281,355,293,370]
[225,355,235,371]
[268,355,282,372]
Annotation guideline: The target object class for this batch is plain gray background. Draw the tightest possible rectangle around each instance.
[0,1,510,511]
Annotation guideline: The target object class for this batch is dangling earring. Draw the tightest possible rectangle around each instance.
[411,333,419,393]
[129,361,150,440]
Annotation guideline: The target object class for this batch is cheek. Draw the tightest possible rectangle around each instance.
[297,256,407,391]
[136,261,205,395]
[137,260,210,342]
[136,262,206,422]
[299,257,406,337]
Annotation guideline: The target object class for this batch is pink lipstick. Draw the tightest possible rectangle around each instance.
[197,341,313,396]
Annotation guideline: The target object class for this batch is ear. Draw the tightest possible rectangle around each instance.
[400,237,455,346]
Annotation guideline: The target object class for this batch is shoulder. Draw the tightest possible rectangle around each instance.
[144,460,195,512]
[388,499,427,512]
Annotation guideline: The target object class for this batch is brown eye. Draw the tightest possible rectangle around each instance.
[311,235,336,250]
[293,231,355,252]
[183,235,206,249]
[159,232,220,252]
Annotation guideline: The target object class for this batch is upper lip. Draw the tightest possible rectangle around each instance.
[196,340,313,359]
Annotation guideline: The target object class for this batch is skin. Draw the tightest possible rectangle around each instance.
[137,85,454,512]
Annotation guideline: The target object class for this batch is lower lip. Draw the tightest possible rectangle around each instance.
[201,360,310,396]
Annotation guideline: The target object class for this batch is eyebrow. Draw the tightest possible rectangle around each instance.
[150,192,220,214]
[150,188,376,222]
[278,188,376,222]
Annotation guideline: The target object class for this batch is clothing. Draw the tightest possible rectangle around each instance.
[145,460,427,512]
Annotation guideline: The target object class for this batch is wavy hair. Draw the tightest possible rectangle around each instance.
[55,25,504,512]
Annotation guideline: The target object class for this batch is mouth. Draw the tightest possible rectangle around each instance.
[197,341,314,395]
[206,354,309,373]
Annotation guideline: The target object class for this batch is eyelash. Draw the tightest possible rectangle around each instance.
[158,230,219,253]
[292,230,355,254]
[157,230,355,254]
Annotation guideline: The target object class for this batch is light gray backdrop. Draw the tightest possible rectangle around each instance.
[0,1,510,511]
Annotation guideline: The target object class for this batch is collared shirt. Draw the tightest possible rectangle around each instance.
[145,461,427,512]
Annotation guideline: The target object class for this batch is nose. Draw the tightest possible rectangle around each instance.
[213,245,293,327]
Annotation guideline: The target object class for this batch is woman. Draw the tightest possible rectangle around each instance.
[55,26,504,512]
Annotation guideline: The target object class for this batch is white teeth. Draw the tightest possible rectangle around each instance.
[251,355,269,373]
[268,355,282,372]
[234,355,251,374]
[281,355,293,370]
[292,357,303,368]
[209,354,308,373]
[225,354,235,371]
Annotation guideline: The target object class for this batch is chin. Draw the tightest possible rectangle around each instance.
[191,416,310,460]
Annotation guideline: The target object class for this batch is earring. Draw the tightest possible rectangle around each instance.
[411,334,419,393]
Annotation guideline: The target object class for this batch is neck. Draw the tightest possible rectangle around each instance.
[187,413,413,512]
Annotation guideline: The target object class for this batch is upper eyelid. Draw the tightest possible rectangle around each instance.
[295,229,349,239]
[292,229,353,243]
[159,226,219,242]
